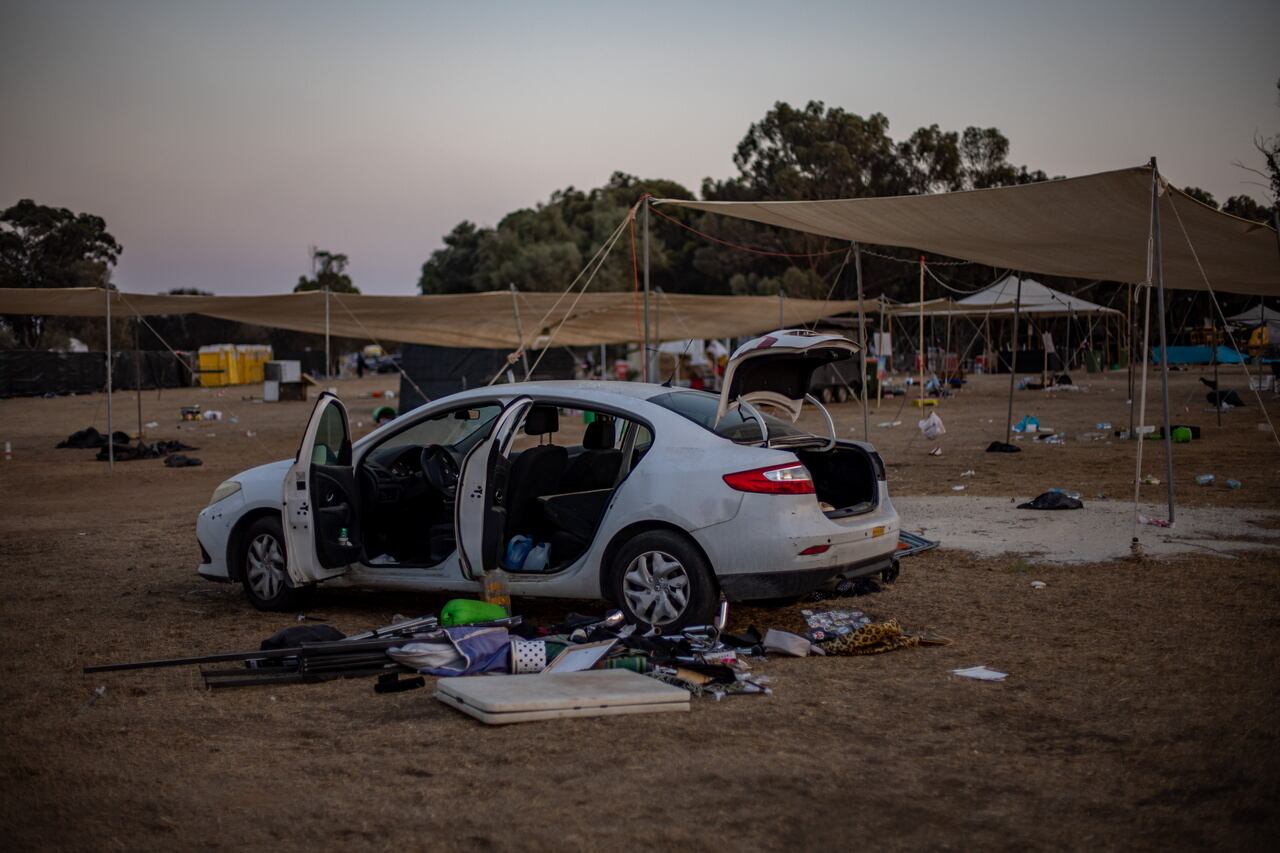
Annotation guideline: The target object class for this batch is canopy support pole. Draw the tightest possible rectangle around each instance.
[1004,274,1023,446]
[509,283,531,380]
[918,256,925,407]
[642,200,651,383]
[778,290,785,327]
[105,283,113,469]
[1150,158,1176,524]
[134,316,143,438]
[1127,283,1135,438]
[324,286,331,379]
[877,295,886,409]
[854,243,869,439]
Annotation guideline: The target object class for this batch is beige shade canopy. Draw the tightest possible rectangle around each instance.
[886,277,1121,317]
[0,287,876,349]
[656,165,1279,296]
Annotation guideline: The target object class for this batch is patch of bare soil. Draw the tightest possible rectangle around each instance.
[1,369,1277,851]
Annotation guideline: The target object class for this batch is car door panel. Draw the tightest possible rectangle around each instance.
[455,396,533,580]
[283,393,360,584]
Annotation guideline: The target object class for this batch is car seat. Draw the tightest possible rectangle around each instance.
[504,406,567,536]
[559,417,623,492]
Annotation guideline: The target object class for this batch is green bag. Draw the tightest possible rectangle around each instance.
[1171,426,1192,444]
[439,598,508,627]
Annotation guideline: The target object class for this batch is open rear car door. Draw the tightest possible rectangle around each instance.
[283,392,362,585]
[717,329,859,425]
[455,396,534,580]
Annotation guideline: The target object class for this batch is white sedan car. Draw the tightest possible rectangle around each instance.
[196,330,901,629]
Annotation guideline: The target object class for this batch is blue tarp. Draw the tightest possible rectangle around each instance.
[1150,345,1246,365]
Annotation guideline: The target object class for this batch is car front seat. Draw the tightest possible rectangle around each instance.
[504,406,568,536]
[560,417,622,493]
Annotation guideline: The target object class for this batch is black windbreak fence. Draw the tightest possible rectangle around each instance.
[0,351,194,397]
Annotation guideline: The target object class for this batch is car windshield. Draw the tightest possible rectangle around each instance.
[649,390,809,444]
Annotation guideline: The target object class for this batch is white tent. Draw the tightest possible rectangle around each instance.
[1223,303,1280,326]
[955,276,1120,316]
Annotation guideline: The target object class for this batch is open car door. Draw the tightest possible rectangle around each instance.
[283,392,362,585]
[455,396,534,580]
[717,329,859,423]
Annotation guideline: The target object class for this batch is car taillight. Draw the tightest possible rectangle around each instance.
[723,462,815,494]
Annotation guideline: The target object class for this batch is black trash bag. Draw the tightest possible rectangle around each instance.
[58,427,131,449]
[260,624,347,650]
[987,441,1022,453]
[163,453,203,467]
[1018,491,1083,510]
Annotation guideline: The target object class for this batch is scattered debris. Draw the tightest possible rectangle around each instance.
[951,484,966,491]
[1030,580,1047,589]
[986,441,1021,453]
[1195,474,1215,486]
[960,469,976,477]
[1226,478,1242,490]
[918,412,946,441]
[952,665,1007,682]
[1018,491,1083,510]
[1137,514,1173,528]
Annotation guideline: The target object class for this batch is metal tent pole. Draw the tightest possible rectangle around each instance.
[324,286,331,379]
[642,200,651,383]
[134,316,144,438]
[854,243,869,439]
[778,290,785,327]
[105,283,114,469]
[509,283,531,380]
[917,257,925,407]
[1150,158,1176,523]
[1004,274,1023,446]
[877,295,886,409]
[1127,283,1135,438]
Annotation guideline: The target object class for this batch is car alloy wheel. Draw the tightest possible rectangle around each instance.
[622,550,691,626]
[246,532,286,601]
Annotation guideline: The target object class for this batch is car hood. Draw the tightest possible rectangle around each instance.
[717,329,859,423]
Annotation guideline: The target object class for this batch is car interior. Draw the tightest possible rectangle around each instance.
[354,402,649,572]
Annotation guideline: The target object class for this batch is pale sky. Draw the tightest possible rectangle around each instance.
[2,0,1276,295]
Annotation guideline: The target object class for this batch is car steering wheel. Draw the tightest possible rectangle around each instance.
[419,444,460,499]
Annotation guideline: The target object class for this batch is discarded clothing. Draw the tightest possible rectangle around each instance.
[164,454,203,467]
[58,427,130,449]
[1018,491,1083,510]
[817,619,924,656]
[801,608,873,642]
[986,441,1021,453]
[260,624,346,650]
[763,629,822,657]
[389,625,510,676]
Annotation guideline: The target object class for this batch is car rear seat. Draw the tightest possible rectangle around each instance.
[559,417,622,492]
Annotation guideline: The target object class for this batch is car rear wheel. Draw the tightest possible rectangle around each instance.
[240,516,308,611]
[609,530,716,631]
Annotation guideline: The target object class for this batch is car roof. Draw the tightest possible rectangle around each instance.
[444,380,676,404]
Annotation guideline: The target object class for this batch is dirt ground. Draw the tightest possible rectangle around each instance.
[1,366,1278,851]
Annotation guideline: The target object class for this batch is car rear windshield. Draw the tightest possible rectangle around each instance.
[649,390,807,443]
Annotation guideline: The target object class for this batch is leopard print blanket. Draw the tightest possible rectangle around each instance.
[817,619,924,655]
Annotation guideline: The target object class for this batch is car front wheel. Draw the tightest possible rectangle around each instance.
[609,530,716,631]
[240,516,308,611]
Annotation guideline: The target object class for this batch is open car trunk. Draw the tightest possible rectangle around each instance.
[794,444,879,518]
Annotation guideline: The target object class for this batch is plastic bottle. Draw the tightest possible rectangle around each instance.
[482,568,511,614]
[522,542,551,573]
[504,535,533,570]
[1195,474,1215,486]
[338,527,349,547]
[1226,479,1242,490]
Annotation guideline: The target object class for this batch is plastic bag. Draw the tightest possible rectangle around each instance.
[917,412,946,441]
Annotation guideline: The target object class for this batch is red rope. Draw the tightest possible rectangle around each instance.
[647,202,848,259]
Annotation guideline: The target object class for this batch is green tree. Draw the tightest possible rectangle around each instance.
[1222,194,1276,223]
[294,248,359,293]
[1182,186,1218,208]
[0,199,122,348]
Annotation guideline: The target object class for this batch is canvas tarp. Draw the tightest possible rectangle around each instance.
[0,289,873,349]
[656,165,1279,296]
[1223,304,1280,326]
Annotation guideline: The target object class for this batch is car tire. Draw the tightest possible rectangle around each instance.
[835,385,850,403]
[240,516,309,612]
[608,530,717,632]
[819,386,836,404]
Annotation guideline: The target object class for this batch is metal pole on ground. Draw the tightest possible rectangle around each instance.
[105,283,114,469]
[1150,157,1176,523]
[642,200,651,383]
[1004,274,1023,446]
[854,243,869,439]
[509,283,531,380]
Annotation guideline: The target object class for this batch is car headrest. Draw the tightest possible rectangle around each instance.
[582,418,615,450]
[522,405,559,436]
